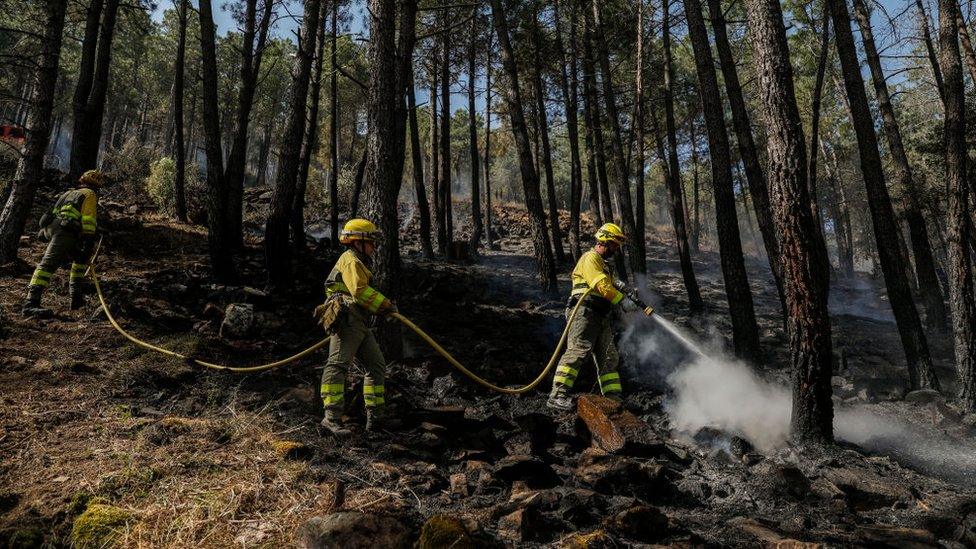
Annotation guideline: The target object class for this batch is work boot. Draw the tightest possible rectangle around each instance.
[365,407,401,432]
[69,288,86,310]
[320,410,351,437]
[546,386,573,412]
[21,287,53,319]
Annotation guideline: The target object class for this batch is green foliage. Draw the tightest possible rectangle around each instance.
[101,137,156,199]
[146,157,177,212]
[70,504,133,549]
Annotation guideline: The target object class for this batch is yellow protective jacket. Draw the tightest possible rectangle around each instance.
[324,249,391,314]
[51,187,98,235]
[570,249,624,305]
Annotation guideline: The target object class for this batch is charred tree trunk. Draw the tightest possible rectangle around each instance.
[532,11,564,264]
[956,12,976,86]
[430,54,443,254]
[256,121,272,187]
[293,8,328,250]
[744,0,834,444]
[226,0,275,249]
[350,148,367,216]
[822,140,854,277]
[938,0,976,411]
[468,13,484,255]
[173,0,188,222]
[199,0,235,280]
[439,7,454,255]
[690,115,701,252]
[684,0,762,361]
[831,0,941,390]
[852,0,948,333]
[581,28,613,226]
[707,0,789,315]
[589,0,643,276]
[69,0,120,180]
[635,0,646,269]
[408,68,435,258]
[361,0,418,357]
[554,0,583,260]
[484,55,495,250]
[264,0,323,289]
[329,0,340,247]
[917,0,947,104]
[0,0,67,262]
[807,5,829,241]
[489,0,558,294]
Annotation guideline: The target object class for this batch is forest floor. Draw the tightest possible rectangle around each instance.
[1,185,976,548]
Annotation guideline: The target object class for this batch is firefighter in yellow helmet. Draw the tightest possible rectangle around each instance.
[547,223,651,411]
[22,170,107,318]
[317,219,397,436]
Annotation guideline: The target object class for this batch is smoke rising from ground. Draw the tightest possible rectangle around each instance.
[621,314,976,485]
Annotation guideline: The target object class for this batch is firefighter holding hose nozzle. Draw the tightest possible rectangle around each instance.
[547,223,653,412]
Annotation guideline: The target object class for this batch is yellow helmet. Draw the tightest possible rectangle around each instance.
[340,218,381,245]
[595,222,626,245]
[78,169,107,188]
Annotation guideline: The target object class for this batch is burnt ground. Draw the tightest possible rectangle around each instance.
[1,188,975,548]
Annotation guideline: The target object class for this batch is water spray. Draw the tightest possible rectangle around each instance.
[616,280,706,358]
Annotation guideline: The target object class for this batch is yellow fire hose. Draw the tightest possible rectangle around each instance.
[85,238,590,390]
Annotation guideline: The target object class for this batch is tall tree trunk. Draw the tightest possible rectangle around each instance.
[938,0,976,411]
[293,7,328,250]
[256,121,272,187]
[554,0,583,260]
[532,10,564,264]
[350,148,367,216]
[588,0,643,276]
[362,0,418,358]
[744,0,834,444]
[489,0,558,294]
[635,0,646,270]
[329,0,340,247]
[264,0,323,289]
[690,115,701,253]
[707,0,790,316]
[468,13,484,255]
[439,7,453,255]
[69,0,120,180]
[0,0,67,262]
[581,28,613,226]
[831,0,941,390]
[484,55,494,250]
[917,0,947,104]
[408,67,435,258]
[807,4,830,241]
[852,0,949,333]
[822,140,854,277]
[956,12,976,85]
[226,0,275,249]
[173,0,188,222]
[684,0,762,361]
[430,47,444,254]
[199,0,235,280]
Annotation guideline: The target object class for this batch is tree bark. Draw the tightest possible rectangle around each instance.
[468,12,484,255]
[329,0,340,247]
[744,0,834,444]
[484,50,495,250]
[199,0,235,280]
[807,5,830,241]
[292,6,328,250]
[173,0,188,222]
[822,140,854,277]
[68,0,120,180]
[956,12,976,86]
[831,0,941,390]
[264,0,323,289]
[362,0,418,358]
[0,0,67,263]
[489,0,558,294]
[684,0,762,361]
[256,121,272,187]
[553,0,583,260]
[852,0,948,333]
[531,10,564,265]
[226,0,275,249]
[589,0,643,276]
[938,0,976,411]
[707,0,790,315]
[916,0,947,105]
[690,113,701,253]
[408,67,435,258]
[581,28,612,226]
[439,6,454,255]
[350,148,367,216]
[635,0,646,271]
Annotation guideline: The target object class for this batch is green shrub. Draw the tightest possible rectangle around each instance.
[70,504,132,548]
[146,157,176,213]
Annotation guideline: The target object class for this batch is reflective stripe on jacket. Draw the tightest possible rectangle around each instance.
[51,188,98,235]
[569,249,623,305]
[323,249,389,314]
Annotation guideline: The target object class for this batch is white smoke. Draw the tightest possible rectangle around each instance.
[623,315,976,484]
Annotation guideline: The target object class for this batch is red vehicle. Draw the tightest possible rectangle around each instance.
[0,124,26,147]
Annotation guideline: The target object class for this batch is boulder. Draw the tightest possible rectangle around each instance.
[577,394,658,454]
[605,505,669,543]
[417,515,476,549]
[904,389,943,405]
[220,303,255,339]
[494,455,559,488]
[298,512,409,549]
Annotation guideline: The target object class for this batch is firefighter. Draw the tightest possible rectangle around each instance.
[22,170,106,318]
[317,219,396,436]
[547,223,650,411]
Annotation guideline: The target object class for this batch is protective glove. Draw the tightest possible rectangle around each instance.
[378,300,399,317]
